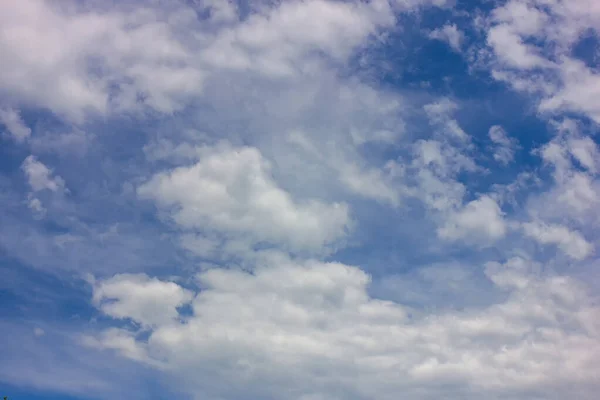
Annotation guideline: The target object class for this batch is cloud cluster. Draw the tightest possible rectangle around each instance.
[87,256,600,400]
[1,0,599,400]
[138,145,351,258]
[484,0,600,122]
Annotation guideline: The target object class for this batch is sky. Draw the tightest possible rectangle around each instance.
[1,0,600,399]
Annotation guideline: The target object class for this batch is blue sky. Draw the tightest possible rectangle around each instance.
[1,0,600,399]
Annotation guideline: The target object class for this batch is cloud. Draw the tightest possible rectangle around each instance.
[0,107,31,142]
[483,0,600,123]
[0,0,204,120]
[92,273,194,328]
[201,0,396,77]
[529,120,600,224]
[438,195,507,243]
[523,221,593,260]
[429,23,464,52]
[27,194,46,218]
[0,0,400,121]
[87,256,600,400]
[424,98,469,142]
[138,145,351,257]
[2,1,600,399]
[21,155,66,193]
[488,125,519,165]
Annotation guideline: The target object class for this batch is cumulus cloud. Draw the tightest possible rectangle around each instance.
[87,256,600,400]
[0,0,400,121]
[138,145,351,257]
[2,1,600,399]
[438,196,507,243]
[92,274,194,328]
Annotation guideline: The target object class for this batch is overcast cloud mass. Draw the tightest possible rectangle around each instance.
[1,0,600,399]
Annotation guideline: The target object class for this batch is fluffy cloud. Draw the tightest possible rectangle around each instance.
[438,196,507,243]
[0,0,204,120]
[92,273,194,328]
[2,1,600,399]
[87,256,600,400]
[138,145,351,257]
[0,0,400,121]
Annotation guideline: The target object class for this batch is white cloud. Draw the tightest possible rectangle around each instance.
[87,256,600,400]
[21,155,65,193]
[201,0,396,77]
[483,0,600,123]
[438,195,507,243]
[3,1,600,400]
[486,22,548,70]
[92,273,194,328]
[0,107,31,142]
[532,122,600,222]
[523,221,593,260]
[138,145,351,256]
[0,0,401,121]
[0,0,204,120]
[488,125,519,165]
[429,23,464,52]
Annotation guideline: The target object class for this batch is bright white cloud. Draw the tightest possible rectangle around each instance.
[92,274,194,328]
[138,145,351,256]
[0,0,401,121]
[2,1,600,399]
[87,256,600,400]
[0,0,204,120]
[438,196,507,243]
